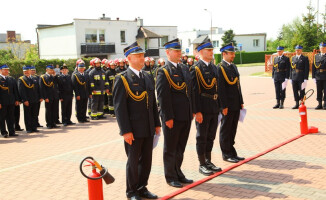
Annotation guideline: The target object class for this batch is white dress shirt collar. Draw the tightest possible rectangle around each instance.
[223,59,231,66]
[129,65,142,78]
[168,60,178,68]
[200,59,209,67]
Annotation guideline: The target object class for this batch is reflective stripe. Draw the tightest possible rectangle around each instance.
[109,106,114,111]
[94,75,100,80]
[90,83,95,87]
[91,113,97,117]
[109,76,115,80]
[102,75,106,80]
[92,91,102,95]
[103,106,108,109]
[105,82,109,85]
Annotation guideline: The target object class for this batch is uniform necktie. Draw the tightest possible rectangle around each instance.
[139,71,143,79]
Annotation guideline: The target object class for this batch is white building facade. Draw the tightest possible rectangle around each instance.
[178,28,266,55]
[37,17,177,60]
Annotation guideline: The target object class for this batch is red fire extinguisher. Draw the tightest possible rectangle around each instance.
[80,157,115,200]
[299,89,318,135]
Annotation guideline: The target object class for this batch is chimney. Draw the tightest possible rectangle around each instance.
[102,14,105,18]
[137,18,143,26]
[7,31,16,42]
[117,17,119,20]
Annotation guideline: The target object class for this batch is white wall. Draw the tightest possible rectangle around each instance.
[234,35,266,52]
[74,19,138,59]
[38,24,77,59]
[178,31,197,55]
[144,26,177,60]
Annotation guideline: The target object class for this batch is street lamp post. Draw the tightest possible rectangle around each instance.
[204,9,212,41]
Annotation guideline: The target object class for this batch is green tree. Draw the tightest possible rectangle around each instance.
[24,46,39,63]
[221,29,237,47]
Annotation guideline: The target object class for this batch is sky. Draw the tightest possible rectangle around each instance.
[1,0,325,44]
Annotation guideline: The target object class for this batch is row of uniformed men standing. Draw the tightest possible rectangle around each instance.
[113,38,244,200]
[272,43,326,110]
[0,59,124,137]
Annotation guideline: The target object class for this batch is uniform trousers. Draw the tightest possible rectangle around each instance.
[163,120,191,182]
[124,136,153,198]
[219,110,240,159]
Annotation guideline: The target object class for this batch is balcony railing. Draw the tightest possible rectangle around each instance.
[81,43,115,55]
[145,49,159,57]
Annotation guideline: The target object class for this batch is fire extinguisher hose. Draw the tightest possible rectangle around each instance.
[302,89,314,103]
[80,156,108,180]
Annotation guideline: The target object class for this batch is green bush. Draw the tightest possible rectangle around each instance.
[214,51,275,65]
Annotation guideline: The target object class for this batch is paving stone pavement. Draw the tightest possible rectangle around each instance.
[0,66,325,200]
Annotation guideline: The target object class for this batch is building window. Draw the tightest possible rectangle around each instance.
[188,39,191,47]
[99,30,105,43]
[120,30,126,43]
[253,39,259,47]
[85,29,97,43]
[213,40,219,48]
[160,36,168,47]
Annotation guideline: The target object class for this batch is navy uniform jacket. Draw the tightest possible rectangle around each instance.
[58,74,73,99]
[18,76,39,104]
[72,72,90,99]
[156,61,195,123]
[190,60,219,114]
[272,55,291,81]
[290,55,309,82]
[113,68,161,138]
[217,61,244,111]
[0,76,19,105]
[272,55,291,82]
[39,74,59,101]
[32,75,42,99]
[312,53,326,80]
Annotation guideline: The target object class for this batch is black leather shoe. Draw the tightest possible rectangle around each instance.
[32,129,40,133]
[279,104,284,109]
[9,134,19,137]
[55,121,62,124]
[27,130,33,133]
[37,124,43,128]
[273,104,280,109]
[84,120,90,123]
[292,104,299,109]
[53,125,60,128]
[199,165,214,176]
[235,156,245,161]
[167,181,183,188]
[67,122,76,125]
[315,104,323,110]
[47,126,53,129]
[139,190,158,199]
[223,157,239,163]
[130,195,141,200]
[205,161,222,172]
[15,128,24,131]
[179,177,193,184]
[78,121,84,123]
[2,134,9,138]
[63,123,68,126]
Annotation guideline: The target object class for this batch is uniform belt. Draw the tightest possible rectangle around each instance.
[277,69,287,72]
[201,93,218,100]
[295,69,303,72]
[318,69,326,72]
